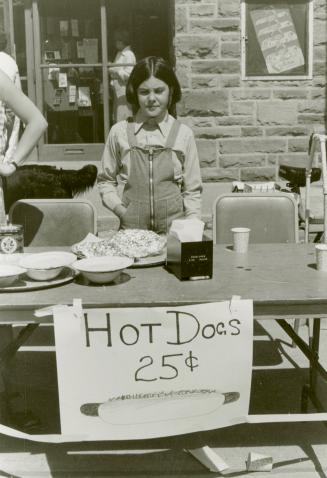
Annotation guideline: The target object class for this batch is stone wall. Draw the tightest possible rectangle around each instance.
[174,0,327,183]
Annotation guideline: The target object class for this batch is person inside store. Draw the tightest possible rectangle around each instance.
[98,56,202,234]
[0,69,47,431]
[0,29,22,164]
[110,28,136,123]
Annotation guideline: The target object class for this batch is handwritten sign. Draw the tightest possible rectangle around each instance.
[250,6,304,74]
[53,300,253,440]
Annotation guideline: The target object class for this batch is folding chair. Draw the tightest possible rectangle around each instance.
[2,198,98,412]
[9,198,97,246]
[212,192,300,346]
[213,192,298,244]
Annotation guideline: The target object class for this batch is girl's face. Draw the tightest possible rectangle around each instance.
[136,76,170,120]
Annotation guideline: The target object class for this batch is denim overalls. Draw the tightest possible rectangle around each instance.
[120,119,184,234]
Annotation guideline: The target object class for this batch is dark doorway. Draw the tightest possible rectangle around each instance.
[107,0,175,64]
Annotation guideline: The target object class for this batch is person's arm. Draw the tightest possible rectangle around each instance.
[181,128,203,219]
[97,125,127,218]
[3,69,21,163]
[115,50,136,83]
[0,70,47,176]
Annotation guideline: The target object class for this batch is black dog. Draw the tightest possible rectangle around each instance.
[3,164,98,213]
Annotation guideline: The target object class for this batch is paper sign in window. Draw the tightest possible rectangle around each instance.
[250,6,304,74]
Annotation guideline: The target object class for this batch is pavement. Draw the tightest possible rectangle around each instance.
[0,318,326,477]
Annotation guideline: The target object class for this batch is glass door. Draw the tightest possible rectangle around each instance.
[10,0,174,163]
[30,0,109,161]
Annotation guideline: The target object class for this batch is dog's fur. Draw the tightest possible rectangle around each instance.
[3,164,98,212]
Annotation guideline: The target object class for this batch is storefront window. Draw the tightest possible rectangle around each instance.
[38,0,104,144]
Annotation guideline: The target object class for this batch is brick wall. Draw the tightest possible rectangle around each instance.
[174,0,327,183]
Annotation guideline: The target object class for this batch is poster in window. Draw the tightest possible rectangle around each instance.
[242,0,313,79]
[250,6,304,74]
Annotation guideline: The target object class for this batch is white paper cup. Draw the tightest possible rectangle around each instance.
[315,244,327,271]
[231,227,250,253]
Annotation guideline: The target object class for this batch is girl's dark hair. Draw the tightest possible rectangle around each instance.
[126,56,181,112]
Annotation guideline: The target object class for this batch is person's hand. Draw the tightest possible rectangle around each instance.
[0,162,17,177]
[114,204,127,218]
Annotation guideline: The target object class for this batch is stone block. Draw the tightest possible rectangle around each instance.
[298,100,326,114]
[231,90,270,100]
[277,153,309,164]
[218,0,240,17]
[231,101,255,115]
[221,41,240,58]
[220,154,266,168]
[220,75,240,88]
[311,88,326,99]
[191,75,218,89]
[175,62,190,88]
[298,114,326,124]
[190,18,239,33]
[189,117,216,127]
[315,0,327,20]
[257,101,297,125]
[219,138,286,154]
[241,127,263,137]
[241,167,276,181]
[265,126,310,136]
[175,6,188,33]
[175,35,218,59]
[314,62,327,76]
[178,91,228,116]
[192,59,239,74]
[315,20,327,45]
[267,154,279,165]
[288,138,309,152]
[190,4,216,16]
[315,45,327,62]
[196,139,217,166]
[201,167,239,181]
[195,126,240,138]
[216,116,254,126]
[273,89,308,99]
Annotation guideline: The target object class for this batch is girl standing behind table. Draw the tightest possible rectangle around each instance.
[98,56,202,234]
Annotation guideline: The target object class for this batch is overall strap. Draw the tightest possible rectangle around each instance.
[126,117,138,148]
[165,120,181,149]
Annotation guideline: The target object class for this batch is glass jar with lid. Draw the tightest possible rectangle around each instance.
[0,223,24,254]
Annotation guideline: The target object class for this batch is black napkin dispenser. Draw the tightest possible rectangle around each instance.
[166,234,213,280]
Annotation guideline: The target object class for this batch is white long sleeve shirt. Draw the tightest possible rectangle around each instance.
[98,112,203,218]
[110,46,136,98]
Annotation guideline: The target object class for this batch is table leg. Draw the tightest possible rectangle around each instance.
[0,323,39,424]
[277,318,327,413]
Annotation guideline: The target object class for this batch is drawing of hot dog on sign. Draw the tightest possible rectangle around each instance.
[80,389,240,425]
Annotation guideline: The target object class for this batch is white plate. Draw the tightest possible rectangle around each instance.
[73,256,134,272]
[130,251,166,268]
[19,251,76,270]
[0,267,76,292]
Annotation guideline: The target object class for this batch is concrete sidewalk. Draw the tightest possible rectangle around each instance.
[0,319,326,477]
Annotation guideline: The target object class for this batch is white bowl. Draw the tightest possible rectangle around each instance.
[0,264,26,287]
[73,256,134,284]
[19,251,76,281]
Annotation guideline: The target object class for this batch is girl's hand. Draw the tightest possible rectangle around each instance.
[0,163,17,177]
